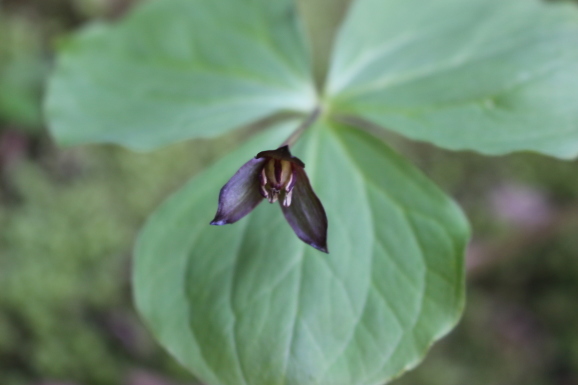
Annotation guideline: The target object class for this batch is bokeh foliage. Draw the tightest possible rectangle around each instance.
[0,136,236,384]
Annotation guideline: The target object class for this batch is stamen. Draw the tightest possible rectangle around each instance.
[282,190,293,207]
[279,160,292,188]
[260,184,269,198]
[265,159,278,186]
[268,191,279,203]
[261,158,296,205]
[285,170,295,192]
[274,159,283,185]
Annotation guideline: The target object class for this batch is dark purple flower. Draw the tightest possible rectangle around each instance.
[211,145,328,253]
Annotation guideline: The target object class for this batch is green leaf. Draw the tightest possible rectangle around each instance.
[134,119,469,385]
[44,0,315,150]
[327,0,578,158]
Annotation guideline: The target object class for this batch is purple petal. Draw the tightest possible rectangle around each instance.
[280,167,328,253]
[210,158,266,225]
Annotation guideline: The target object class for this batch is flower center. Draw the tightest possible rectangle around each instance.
[259,158,296,206]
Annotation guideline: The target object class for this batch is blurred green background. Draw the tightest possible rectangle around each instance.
[1,0,578,384]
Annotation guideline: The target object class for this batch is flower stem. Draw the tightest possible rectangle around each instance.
[282,107,322,148]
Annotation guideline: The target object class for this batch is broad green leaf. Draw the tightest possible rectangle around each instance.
[134,119,469,385]
[327,0,578,158]
[45,0,315,149]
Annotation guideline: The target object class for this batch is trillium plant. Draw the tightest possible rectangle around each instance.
[45,0,578,384]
